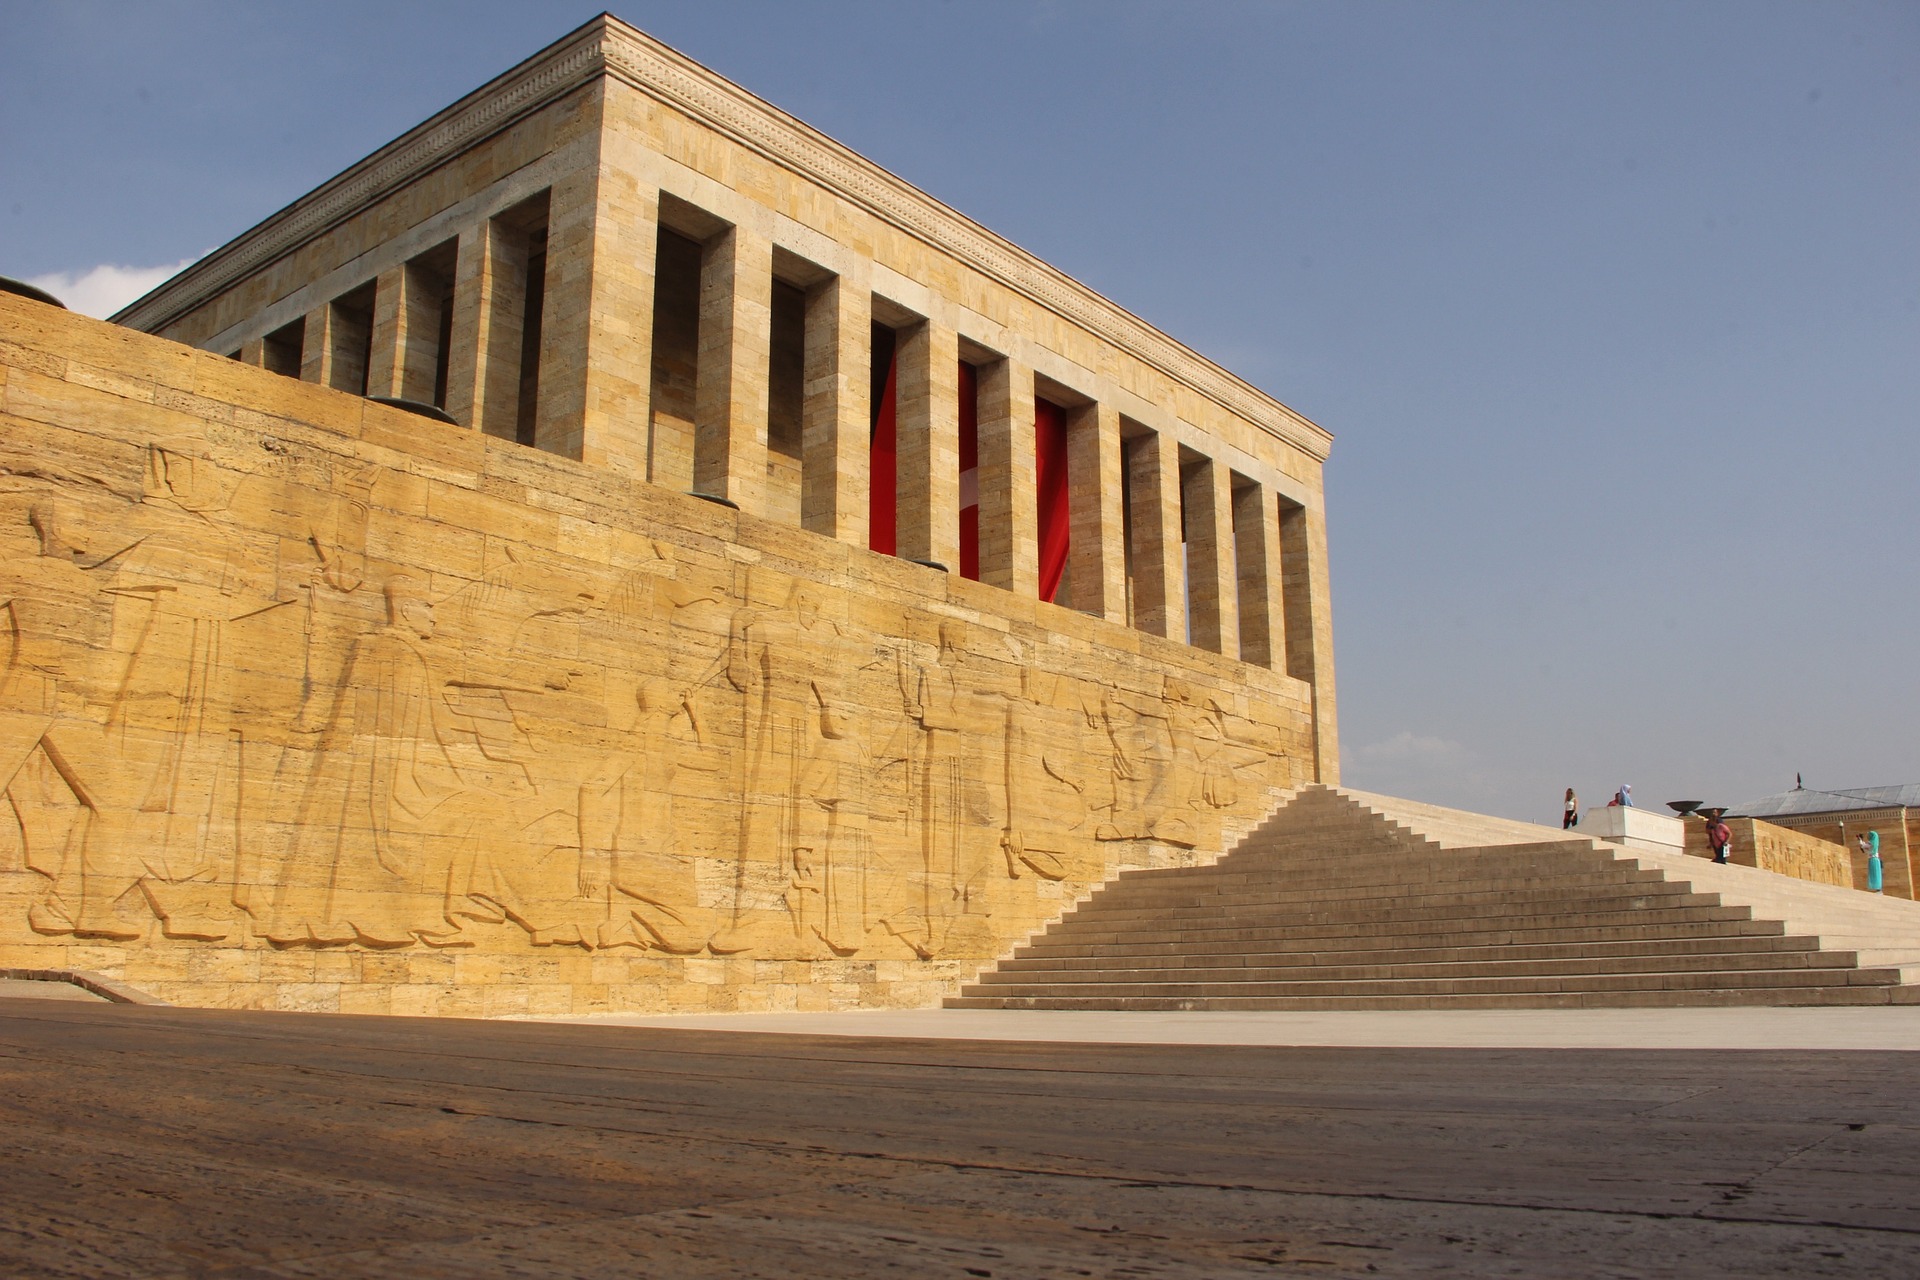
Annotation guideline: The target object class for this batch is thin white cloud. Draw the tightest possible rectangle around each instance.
[1345,730,1500,805]
[1348,731,1470,765]
[25,257,200,320]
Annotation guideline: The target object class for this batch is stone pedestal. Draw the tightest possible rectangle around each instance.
[1581,806,1685,854]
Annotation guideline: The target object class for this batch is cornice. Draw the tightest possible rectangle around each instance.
[113,14,1332,460]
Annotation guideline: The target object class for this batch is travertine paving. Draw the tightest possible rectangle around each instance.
[547,1005,1920,1050]
[3,1000,1918,1277]
[0,977,104,1001]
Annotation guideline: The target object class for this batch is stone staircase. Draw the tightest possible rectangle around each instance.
[949,785,1920,1010]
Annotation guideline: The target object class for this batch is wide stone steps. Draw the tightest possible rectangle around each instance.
[1039,897,1753,941]
[1014,915,1789,958]
[1087,858,1673,899]
[949,784,1920,1010]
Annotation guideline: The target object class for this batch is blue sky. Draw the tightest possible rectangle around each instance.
[4,1,1915,823]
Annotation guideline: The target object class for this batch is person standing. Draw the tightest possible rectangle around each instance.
[1563,788,1580,829]
[1866,831,1884,893]
[1706,815,1732,865]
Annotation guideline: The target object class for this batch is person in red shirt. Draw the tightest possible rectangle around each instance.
[1706,816,1733,865]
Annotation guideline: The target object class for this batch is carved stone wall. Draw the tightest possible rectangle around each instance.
[1739,811,1914,899]
[0,298,1311,1015]
[1682,817,1857,890]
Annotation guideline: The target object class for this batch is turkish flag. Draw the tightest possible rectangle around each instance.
[869,351,897,556]
[1035,397,1068,603]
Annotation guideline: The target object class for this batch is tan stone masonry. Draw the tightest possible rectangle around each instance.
[41,15,1344,1012]
[0,297,1313,1013]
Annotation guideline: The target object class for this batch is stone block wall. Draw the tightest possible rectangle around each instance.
[1681,817,1856,890]
[1745,810,1914,900]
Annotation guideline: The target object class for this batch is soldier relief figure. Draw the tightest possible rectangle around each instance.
[9,443,262,943]
[2,496,107,936]
[263,575,524,948]
[790,692,872,956]
[577,675,715,953]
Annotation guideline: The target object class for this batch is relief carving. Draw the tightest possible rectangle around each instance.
[17,443,263,943]
[888,621,998,959]
[790,692,872,956]
[708,577,846,955]
[265,575,501,947]
[1000,664,1077,883]
[1093,686,1192,848]
[0,427,1305,988]
[2,497,102,915]
[578,676,715,953]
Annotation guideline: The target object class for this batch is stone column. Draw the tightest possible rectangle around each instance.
[479,222,529,443]
[1280,497,1339,783]
[1126,427,1185,642]
[976,357,1036,594]
[1182,453,1238,658]
[532,165,595,460]
[894,319,959,569]
[365,265,408,399]
[1066,401,1126,621]
[236,338,265,367]
[536,161,655,473]
[1230,480,1286,670]
[442,225,487,427]
[801,265,870,545]
[444,220,529,439]
[298,303,334,386]
[396,262,446,406]
[694,223,771,514]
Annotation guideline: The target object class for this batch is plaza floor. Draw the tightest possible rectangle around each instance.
[2,998,1917,1278]
[539,1004,1920,1051]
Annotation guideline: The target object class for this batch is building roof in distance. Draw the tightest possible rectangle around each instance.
[1832,784,1920,808]
[1731,784,1920,819]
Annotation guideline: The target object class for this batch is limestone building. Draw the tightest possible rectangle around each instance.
[1731,784,1920,900]
[0,14,1335,1015]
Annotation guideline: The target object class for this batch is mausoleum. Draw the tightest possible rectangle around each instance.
[0,15,1335,1014]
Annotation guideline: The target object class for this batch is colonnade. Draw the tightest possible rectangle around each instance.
[230,180,1326,681]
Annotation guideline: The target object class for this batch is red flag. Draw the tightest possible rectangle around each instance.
[869,352,897,556]
[959,361,979,580]
[1035,398,1069,602]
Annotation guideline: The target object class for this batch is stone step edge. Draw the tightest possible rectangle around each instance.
[1066,879,1715,918]
[944,985,1920,1011]
[1042,896,1751,938]
[960,967,1911,998]
[972,955,1871,989]
[989,947,1862,979]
